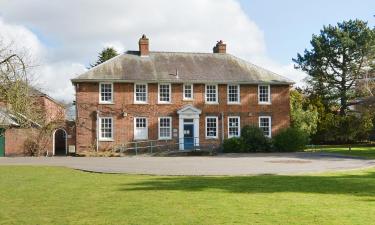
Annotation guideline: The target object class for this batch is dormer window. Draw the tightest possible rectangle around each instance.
[99,82,113,104]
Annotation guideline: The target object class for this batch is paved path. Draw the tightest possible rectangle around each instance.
[1,152,374,175]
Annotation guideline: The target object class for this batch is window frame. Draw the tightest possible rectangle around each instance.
[227,84,240,104]
[228,116,240,138]
[205,116,218,139]
[259,116,272,138]
[183,83,194,101]
[134,117,148,140]
[258,84,271,104]
[98,117,114,141]
[158,116,172,140]
[99,82,114,104]
[205,84,218,104]
[158,83,172,104]
[134,83,148,104]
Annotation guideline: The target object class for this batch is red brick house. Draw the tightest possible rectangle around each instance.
[71,35,293,153]
[0,88,75,156]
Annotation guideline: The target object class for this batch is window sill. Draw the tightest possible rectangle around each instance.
[158,138,172,140]
[99,139,114,142]
[258,102,271,105]
[134,102,149,105]
[205,137,218,140]
[99,102,114,105]
[157,102,172,105]
[227,102,241,105]
[183,99,194,101]
[205,102,219,105]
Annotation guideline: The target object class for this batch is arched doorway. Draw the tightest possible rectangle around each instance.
[54,129,67,156]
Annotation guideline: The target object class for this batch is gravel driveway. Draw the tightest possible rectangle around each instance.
[1,152,374,175]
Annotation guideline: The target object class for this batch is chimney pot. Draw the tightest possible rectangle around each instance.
[139,34,149,56]
[213,40,226,53]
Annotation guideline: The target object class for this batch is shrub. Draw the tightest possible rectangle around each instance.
[23,138,40,156]
[272,127,308,152]
[241,125,271,152]
[222,137,246,153]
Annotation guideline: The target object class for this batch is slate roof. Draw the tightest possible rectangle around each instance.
[72,51,293,85]
[0,107,19,127]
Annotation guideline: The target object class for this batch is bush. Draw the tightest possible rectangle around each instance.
[272,127,308,152]
[241,125,271,152]
[23,138,39,156]
[222,137,246,153]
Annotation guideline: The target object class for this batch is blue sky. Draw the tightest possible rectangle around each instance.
[239,0,375,64]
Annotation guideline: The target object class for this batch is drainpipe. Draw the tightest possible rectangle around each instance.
[96,110,99,152]
[221,112,224,143]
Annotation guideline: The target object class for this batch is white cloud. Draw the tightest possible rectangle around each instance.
[0,0,307,102]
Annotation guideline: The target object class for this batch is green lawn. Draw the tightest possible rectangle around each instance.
[1,167,375,224]
[307,145,375,159]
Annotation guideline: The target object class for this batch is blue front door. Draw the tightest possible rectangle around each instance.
[183,124,194,150]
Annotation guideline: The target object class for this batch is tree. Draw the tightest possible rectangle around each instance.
[0,39,43,127]
[290,90,319,136]
[89,47,119,68]
[293,20,375,115]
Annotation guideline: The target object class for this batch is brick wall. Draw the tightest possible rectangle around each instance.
[75,82,291,152]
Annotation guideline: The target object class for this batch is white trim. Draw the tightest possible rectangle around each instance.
[205,84,218,104]
[227,84,240,104]
[99,82,114,104]
[52,128,68,156]
[183,83,194,101]
[98,117,114,141]
[259,116,272,138]
[133,117,148,140]
[258,84,271,105]
[227,116,241,138]
[134,83,148,104]
[158,116,172,140]
[205,116,218,139]
[158,83,172,104]
[178,109,200,150]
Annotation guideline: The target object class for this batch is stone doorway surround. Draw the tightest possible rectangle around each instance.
[177,105,201,150]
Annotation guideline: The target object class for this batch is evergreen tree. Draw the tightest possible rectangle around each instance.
[293,19,375,115]
[90,47,119,68]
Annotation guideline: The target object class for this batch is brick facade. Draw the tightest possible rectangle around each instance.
[75,82,291,152]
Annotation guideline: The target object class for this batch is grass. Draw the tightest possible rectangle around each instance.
[306,145,375,159]
[1,167,375,224]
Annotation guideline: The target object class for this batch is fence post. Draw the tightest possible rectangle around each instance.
[135,142,138,155]
[150,141,153,154]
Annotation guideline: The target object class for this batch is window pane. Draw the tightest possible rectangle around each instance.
[135,84,147,102]
[206,85,217,102]
[228,85,239,102]
[259,85,269,102]
[228,117,240,137]
[184,84,192,99]
[259,117,271,137]
[159,84,170,102]
[100,118,113,139]
[101,83,112,102]
[159,117,171,138]
[206,117,217,137]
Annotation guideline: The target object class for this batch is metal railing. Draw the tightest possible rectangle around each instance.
[113,137,216,155]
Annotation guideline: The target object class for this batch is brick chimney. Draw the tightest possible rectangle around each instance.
[138,34,149,56]
[213,40,226,53]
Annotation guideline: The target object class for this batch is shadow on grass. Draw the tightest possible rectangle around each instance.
[120,171,375,197]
